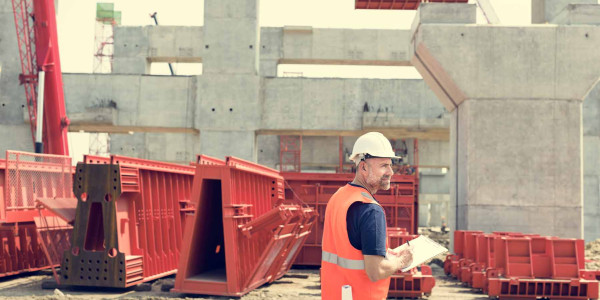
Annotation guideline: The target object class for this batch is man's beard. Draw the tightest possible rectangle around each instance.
[379,177,391,190]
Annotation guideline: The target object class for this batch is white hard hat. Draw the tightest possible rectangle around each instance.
[349,132,399,165]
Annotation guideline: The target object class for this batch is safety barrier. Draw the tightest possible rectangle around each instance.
[61,155,195,288]
[282,172,418,265]
[172,157,316,297]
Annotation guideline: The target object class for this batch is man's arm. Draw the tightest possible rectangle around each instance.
[364,249,412,282]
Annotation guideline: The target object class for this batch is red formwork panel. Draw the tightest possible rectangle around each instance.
[446,230,483,278]
[471,233,497,290]
[0,151,74,223]
[486,236,600,299]
[173,157,315,297]
[61,154,195,288]
[355,0,467,10]
[282,172,418,266]
[0,223,52,277]
[459,231,484,284]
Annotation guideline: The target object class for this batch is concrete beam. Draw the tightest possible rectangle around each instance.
[112,25,413,75]
[550,4,600,25]
[532,0,597,24]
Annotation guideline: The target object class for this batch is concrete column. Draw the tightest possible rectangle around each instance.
[197,0,261,161]
[0,0,34,152]
[411,3,600,238]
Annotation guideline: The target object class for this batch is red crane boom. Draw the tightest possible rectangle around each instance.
[12,0,69,155]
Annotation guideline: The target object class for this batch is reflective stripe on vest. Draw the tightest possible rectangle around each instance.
[322,250,365,270]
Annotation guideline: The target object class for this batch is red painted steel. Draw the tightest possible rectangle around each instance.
[12,0,70,154]
[445,230,483,278]
[173,157,315,297]
[387,227,436,297]
[1,151,74,223]
[61,154,195,287]
[283,172,418,265]
[447,230,600,299]
[458,231,484,283]
[0,223,56,277]
[33,215,72,283]
[355,0,468,10]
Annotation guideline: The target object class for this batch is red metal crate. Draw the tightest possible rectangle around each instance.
[448,230,482,278]
[459,231,484,284]
[282,172,418,266]
[61,154,195,287]
[173,157,314,297]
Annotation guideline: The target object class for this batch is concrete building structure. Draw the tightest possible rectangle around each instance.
[2,0,600,240]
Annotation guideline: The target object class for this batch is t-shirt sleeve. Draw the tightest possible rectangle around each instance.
[358,204,387,257]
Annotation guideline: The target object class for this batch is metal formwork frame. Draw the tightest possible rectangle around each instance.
[173,157,314,297]
[61,154,195,288]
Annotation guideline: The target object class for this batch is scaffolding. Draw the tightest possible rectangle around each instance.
[93,3,121,73]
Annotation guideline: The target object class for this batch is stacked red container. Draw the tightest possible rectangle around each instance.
[386,227,436,298]
[172,157,317,297]
[282,172,418,266]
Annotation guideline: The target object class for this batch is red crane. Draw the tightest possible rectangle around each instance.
[12,0,69,155]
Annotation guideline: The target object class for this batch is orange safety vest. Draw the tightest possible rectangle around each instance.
[321,184,390,300]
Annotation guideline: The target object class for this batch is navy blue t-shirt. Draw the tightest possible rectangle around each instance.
[346,183,387,257]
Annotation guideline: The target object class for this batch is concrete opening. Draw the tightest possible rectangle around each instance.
[149,62,203,75]
[277,64,422,79]
[187,179,226,282]
[84,202,105,251]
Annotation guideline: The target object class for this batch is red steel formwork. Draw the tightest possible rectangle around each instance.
[0,151,73,279]
[444,230,483,277]
[459,231,484,283]
[486,236,599,299]
[283,172,418,266]
[355,0,468,10]
[60,154,195,288]
[173,157,317,297]
[387,227,436,298]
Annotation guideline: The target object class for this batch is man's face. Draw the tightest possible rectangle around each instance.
[363,157,393,191]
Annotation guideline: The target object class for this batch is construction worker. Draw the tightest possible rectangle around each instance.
[321,132,413,300]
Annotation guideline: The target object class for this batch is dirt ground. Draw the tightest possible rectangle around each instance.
[0,266,491,300]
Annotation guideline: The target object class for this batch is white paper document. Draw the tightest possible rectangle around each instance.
[394,235,448,272]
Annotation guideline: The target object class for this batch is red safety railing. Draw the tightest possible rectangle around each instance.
[173,157,316,297]
[355,0,468,10]
[61,154,195,288]
[1,151,74,223]
[282,172,418,265]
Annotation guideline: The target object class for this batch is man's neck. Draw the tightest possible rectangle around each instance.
[351,177,377,195]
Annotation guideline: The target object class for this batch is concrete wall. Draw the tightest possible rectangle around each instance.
[0,0,32,153]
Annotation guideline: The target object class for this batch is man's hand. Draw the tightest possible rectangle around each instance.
[387,246,414,271]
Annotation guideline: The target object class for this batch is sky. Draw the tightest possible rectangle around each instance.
[55,0,534,78]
